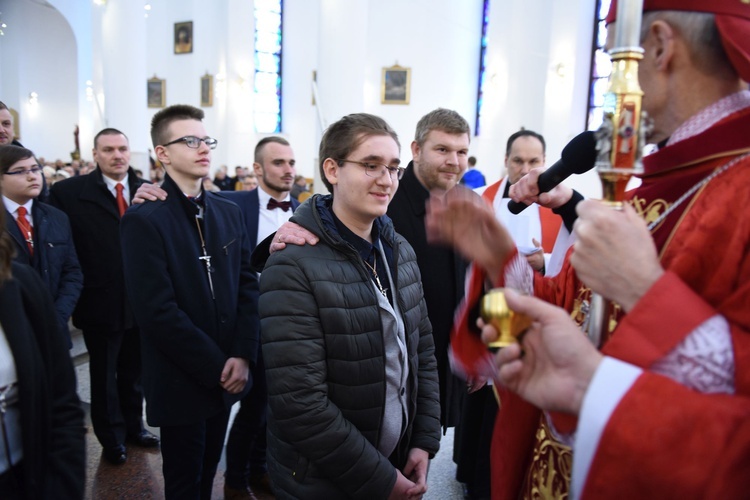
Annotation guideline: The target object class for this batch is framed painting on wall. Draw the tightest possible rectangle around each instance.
[200,73,213,107]
[174,21,193,54]
[147,76,165,108]
[381,65,411,105]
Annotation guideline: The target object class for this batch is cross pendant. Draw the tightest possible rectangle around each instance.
[199,254,215,298]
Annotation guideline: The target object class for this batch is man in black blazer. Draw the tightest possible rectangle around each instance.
[222,136,298,499]
[121,105,259,499]
[1,145,83,345]
[134,136,299,499]
[49,128,158,466]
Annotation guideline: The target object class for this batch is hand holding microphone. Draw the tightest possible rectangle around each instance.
[508,131,597,214]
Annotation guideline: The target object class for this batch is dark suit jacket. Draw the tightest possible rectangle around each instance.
[0,262,85,499]
[219,189,300,252]
[387,161,467,428]
[49,167,147,331]
[120,175,260,426]
[5,202,83,340]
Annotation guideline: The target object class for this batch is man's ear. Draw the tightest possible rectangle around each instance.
[410,140,421,162]
[648,20,675,71]
[253,162,263,177]
[154,145,170,165]
[322,158,339,187]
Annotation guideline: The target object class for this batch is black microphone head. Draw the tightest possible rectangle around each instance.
[560,130,598,175]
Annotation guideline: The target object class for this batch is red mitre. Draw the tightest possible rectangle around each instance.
[606,0,750,82]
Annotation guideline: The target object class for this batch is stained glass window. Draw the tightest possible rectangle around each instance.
[475,0,490,136]
[586,0,613,131]
[254,0,283,133]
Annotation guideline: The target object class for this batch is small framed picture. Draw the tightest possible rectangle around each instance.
[200,73,213,107]
[381,65,411,105]
[174,21,193,54]
[147,76,165,108]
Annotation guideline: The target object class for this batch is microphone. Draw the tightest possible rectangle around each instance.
[507,130,597,214]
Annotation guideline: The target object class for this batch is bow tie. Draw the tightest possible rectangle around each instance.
[267,199,292,212]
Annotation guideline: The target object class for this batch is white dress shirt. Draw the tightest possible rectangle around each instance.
[3,196,35,228]
[102,172,131,207]
[256,187,294,247]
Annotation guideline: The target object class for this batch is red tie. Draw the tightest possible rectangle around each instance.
[16,206,34,256]
[115,183,128,217]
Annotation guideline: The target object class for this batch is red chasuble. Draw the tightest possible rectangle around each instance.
[450,106,750,499]
[584,372,750,498]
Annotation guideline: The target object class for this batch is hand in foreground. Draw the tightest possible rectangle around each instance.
[524,238,545,272]
[269,221,319,254]
[484,289,603,415]
[425,187,515,279]
[402,448,430,498]
[220,357,250,394]
[571,200,663,312]
[509,168,574,209]
[132,182,168,204]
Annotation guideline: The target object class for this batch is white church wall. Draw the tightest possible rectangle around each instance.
[0,0,603,199]
[0,0,79,162]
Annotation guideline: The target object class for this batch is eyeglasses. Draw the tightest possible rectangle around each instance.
[336,159,404,180]
[162,136,218,150]
[4,166,42,176]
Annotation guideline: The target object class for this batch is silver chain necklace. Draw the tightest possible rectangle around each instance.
[646,152,750,232]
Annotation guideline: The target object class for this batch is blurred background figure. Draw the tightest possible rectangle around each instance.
[290,174,308,200]
[459,156,485,189]
[241,172,258,191]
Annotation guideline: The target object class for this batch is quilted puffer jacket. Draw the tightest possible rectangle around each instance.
[259,194,441,499]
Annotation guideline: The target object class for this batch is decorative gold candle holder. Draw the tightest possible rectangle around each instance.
[480,288,533,349]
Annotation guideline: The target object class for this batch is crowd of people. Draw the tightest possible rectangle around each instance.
[0,1,749,499]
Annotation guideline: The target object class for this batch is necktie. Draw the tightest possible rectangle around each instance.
[115,183,128,217]
[16,207,34,256]
[267,199,292,212]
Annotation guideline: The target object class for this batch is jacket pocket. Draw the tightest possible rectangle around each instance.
[292,453,309,483]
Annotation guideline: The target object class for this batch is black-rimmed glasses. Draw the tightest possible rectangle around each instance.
[4,166,42,176]
[336,159,404,180]
[162,136,218,150]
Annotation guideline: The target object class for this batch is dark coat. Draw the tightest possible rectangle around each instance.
[214,175,235,191]
[387,161,467,428]
[5,201,83,340]
[120,174,260,426]
[260,195,441,499]
[48,167,147,331]
[0,262,86,499]
[219,188,300,252]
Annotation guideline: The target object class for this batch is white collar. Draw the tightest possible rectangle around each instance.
[102,172,130,191]
[2,196,33,216]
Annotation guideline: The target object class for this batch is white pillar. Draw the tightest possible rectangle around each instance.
[311,0,369,192]
[99,0,150,172]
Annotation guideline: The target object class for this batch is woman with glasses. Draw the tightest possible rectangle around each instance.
[0,167,85,499]
[0,145,83,346]
[259,113,440,499]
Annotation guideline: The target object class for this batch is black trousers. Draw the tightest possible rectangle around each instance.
[0,463,23,500]
[454,384,498,499]
[224,351,268,488]
[82,326,144,448]
[160,408,230,500]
